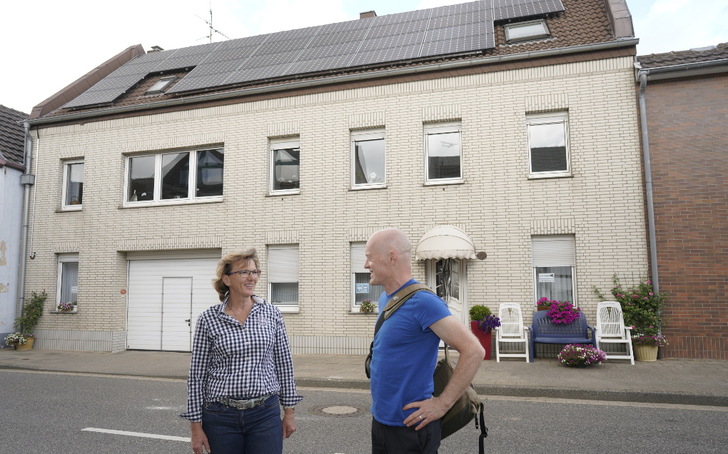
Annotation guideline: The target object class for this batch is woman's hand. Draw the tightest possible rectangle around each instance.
[282,407,297,438]
[190,422,211,454]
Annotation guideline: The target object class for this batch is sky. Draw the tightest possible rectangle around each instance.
[2,0,727,114]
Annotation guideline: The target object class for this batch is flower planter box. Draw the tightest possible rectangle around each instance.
[15,337,34,351]
[470,321,492,360]
[634,344,658,362]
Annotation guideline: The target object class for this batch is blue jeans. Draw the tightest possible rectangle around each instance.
[202,394,282,454]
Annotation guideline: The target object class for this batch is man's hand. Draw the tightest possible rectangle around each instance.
[402,396,450,430]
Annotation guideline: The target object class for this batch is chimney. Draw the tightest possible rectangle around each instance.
[149,45,164,53]
[360,11,377,19]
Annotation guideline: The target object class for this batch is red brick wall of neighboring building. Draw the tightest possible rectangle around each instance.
[644,73,728,359]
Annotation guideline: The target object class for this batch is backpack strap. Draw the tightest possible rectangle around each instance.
[365,283,434,379]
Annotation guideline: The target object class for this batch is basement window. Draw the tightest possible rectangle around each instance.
[505,19,550,43]
[146,76,176,94]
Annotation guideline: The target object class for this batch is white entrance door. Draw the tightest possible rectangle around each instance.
[162,277,192,351]
[427,258,468,325]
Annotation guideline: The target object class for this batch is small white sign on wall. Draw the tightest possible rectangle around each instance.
[355,283,370,294]
[538,273,555,283]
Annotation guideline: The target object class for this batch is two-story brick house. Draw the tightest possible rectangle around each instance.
[636,43,728,360]
[23,0,647,354]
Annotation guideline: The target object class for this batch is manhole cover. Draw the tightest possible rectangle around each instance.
[309,404,366,417]
[322,405,358,415]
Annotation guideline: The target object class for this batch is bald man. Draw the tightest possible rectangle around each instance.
[365,228,484,453]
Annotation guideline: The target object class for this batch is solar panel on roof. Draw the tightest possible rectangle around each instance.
[64,0,564,109]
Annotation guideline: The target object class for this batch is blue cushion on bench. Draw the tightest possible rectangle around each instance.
[529,310,595,362]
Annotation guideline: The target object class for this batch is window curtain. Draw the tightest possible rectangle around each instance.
[532,236,575,304]
[61,261,79,304]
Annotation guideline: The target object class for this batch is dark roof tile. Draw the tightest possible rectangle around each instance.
[638,42,728,68]
[0,104,27,169]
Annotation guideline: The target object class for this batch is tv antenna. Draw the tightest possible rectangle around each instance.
[197,3,230,43]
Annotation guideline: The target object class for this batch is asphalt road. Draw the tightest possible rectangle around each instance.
[2,370,727,453]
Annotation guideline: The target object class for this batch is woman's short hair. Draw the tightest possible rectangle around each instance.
[213,248,260,301]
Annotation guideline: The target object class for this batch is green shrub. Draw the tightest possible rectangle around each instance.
[469,305,492,321]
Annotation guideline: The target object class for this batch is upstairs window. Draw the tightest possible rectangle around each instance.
[125,148,223,204]
[352,130,385,189]
[527,112,570,178]
[270,139,300,195]
[62,160,84,210]
[505,19,550,43]
[425,122,462,184]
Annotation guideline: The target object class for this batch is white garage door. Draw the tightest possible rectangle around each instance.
[127,256,219,351]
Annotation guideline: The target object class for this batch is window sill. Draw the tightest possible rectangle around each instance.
[276,306,300,314]
[528,173,572,180]
[349,185,387,191]
[423,179,464,187]
[349,311,379,315]
[52,310,77,314]
[267,190,301,197]
[122,197,224,208]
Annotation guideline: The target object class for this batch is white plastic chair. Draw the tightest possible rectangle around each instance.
[596,301,634,365]
[495,303,530,362]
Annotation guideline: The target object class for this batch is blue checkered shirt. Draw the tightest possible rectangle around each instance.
[181,295,303,422]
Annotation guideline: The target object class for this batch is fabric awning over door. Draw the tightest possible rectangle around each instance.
[415,225,477,260]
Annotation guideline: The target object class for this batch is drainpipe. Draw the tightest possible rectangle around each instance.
[17,122,35,316]
[637,69,659,293]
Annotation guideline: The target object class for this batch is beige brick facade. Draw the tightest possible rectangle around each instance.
[26,55,648,353]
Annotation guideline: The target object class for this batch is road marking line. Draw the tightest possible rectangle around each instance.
[82,427,190,442]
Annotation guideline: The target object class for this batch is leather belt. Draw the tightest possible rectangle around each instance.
[217,394,272,410]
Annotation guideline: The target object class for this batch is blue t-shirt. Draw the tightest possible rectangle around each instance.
[370,281,451,426]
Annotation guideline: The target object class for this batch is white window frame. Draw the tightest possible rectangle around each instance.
[505,19,550,43]
[56,253,79,313]
[146,76,176,94]
[124,148,224,206]
[424,122,463,185]
[270,139,300,195]
[351,129,386,189]
[532,235,576,307]
[527,111,570,178]
[268,245,300,313]
[61,160,84,211]
[350,243,384,312]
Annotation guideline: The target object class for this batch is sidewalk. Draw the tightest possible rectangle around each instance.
[1,348,727,407]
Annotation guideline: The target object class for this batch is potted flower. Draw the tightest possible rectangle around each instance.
[546,300,580,324]
[9,290,47,350]
[359,299,377,314]
[469,305,500,360]
[536,297,557,311]
[4,332,32,350]
[594,275,668,361]
[557,343,607,367]
[57,302,75,312]
[631,333,668,361]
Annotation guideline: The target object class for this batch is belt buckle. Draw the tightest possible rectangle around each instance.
[225,395,267,410]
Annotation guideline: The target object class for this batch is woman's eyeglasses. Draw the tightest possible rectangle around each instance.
[227,270,262,277]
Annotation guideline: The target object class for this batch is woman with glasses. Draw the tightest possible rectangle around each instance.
[182,248,302,454]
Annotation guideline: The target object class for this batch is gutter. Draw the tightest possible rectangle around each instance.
[637,69,659,293]
[640,58,728,81]
[27,38,639,127]
[17,122,35,315]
